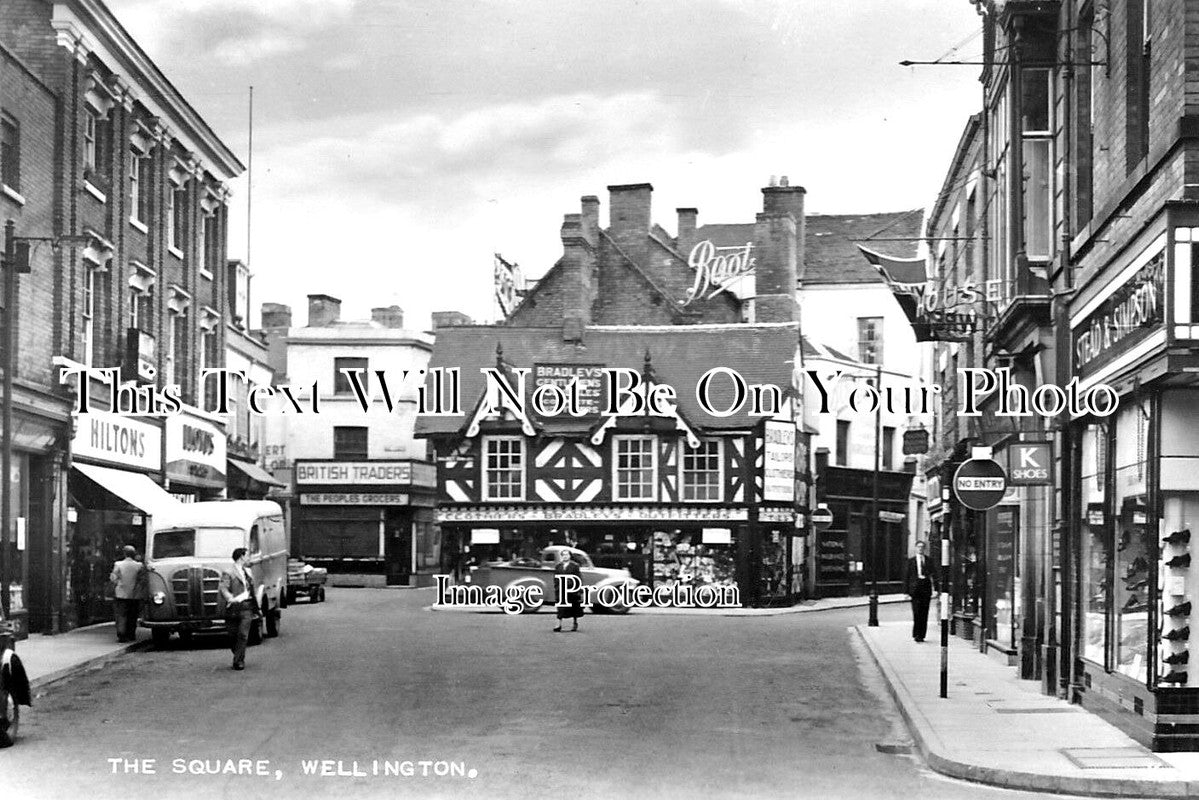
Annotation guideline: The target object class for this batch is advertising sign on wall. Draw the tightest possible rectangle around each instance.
[762,419,796,502]
[1071,241,1165,378]
[72,412,162,472]
[165,412,227,488]
[296,460,436,487]
[532,363,607,416]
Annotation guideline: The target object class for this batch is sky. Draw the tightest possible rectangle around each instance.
[106,0,985,330]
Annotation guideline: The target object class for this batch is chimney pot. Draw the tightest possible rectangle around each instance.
[370,305,405,329]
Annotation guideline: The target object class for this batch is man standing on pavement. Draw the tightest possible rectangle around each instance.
[219,548,255,671]
[109,545,143,643]
[904,540,937,643]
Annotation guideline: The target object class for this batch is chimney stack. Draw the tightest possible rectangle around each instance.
[307,294,342,327]
[607,183,653,264]
[752,211,799,323]
[762,179,806,283]
[676,208,698,257]
[580,196,600,246]
[260,302,292,330]
[560,213,593,342]
[431,311,473,329]
[371,305,404,328]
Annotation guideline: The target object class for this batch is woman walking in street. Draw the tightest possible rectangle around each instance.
[553,548,583,632]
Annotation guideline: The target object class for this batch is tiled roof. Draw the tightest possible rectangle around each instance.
[696,210,924,286]
[415,322,802,436]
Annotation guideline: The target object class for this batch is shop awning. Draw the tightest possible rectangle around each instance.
[72,463,180,515]
[227,459,286,488]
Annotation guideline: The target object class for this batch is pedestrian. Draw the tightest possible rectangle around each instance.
[904,540,937,643]
[109,545,143,643]
[552,548,583,633]
[219,547,255,670]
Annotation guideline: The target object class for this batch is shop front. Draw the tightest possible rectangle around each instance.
[292,460,438,584]
[1068,212,1199,750]
[68,411,177,628]
[3,392,70,638]
[811,466,913,598]
[438,503,797,607]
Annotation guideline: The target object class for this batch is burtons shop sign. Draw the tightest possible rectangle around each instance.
[165,413,226,488]
[1072,244,1164,378]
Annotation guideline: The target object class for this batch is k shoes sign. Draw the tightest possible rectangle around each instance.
[1007,441,1052,486]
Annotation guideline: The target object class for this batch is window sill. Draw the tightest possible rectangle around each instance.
[2,184,26,206]
[129,217,149,235]
[83,180,107,203]
[167,246,185,261]
[200,269,214,281]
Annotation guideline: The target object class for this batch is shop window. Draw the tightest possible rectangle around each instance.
[1114,401,1150,682]
[1079,422,1110,666]
[1,113,19,193]
[652,530,737,598]
[835,420,850,466]
[681,439,722,502]
[857,317,883,364]
[482,436,524,500]
[334,357,369,395]
[614,435,656,501]
[333,426,368,461]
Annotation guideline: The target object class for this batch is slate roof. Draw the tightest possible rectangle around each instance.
[415,322,802,436]
[696,209,924,286]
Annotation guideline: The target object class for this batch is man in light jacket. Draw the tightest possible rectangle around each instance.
[109,546,143,643]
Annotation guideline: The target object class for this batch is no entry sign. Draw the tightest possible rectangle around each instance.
[953,458,1008,511]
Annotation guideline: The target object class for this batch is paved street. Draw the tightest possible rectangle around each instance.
[2,590,1090,800]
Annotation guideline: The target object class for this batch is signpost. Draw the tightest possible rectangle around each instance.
[952,458,1008,511]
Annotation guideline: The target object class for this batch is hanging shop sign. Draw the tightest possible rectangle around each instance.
[165,411,226,488]
[953,458,1008,511]
[762,420,796,502]
[532,363,606,416]
[758,507,795,524]
[72,411,162,472]
[1071,243,1164,379]
[902,427,930,455]
[1007,441,1052,486]
[684,240,755,305]
[437,505,750,523]
[295,460,437,488]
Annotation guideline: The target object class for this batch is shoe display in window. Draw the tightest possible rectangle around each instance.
[1123,556,1149,581]
[1165,554,1192,569]
[1165,601,1192,617]
[1163,626,1191,641]
[1160,670,1188,684]
[1122,596,1149,614]
[1163,528,1191,546]
[1162,650,1189,665]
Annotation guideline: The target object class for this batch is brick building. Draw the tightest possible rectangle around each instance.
[916,0,1199,750]
[418,183,810,606]
[0,0,242,634]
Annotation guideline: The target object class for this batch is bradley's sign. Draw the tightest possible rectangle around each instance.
[1072,247,1164,377]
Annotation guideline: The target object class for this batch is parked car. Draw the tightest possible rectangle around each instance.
[0,603,31,748]
[286,559,328,604]
[467,546,638,614]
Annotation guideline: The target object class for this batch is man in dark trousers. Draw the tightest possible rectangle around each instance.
[219,548,255,670]
[904,540,937,642]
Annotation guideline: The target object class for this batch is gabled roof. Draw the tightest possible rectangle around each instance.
[415,322,802,437]
[696,210,925,286]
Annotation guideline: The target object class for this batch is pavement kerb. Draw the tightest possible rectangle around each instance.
[29,639,153,693]
[852,626,1198,799]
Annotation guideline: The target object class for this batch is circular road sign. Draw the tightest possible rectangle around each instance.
[953,458,1008,511]
[810,504,834,529]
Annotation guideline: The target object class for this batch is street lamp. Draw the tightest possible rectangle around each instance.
[1,220,91,617]
[868,362,882,627]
